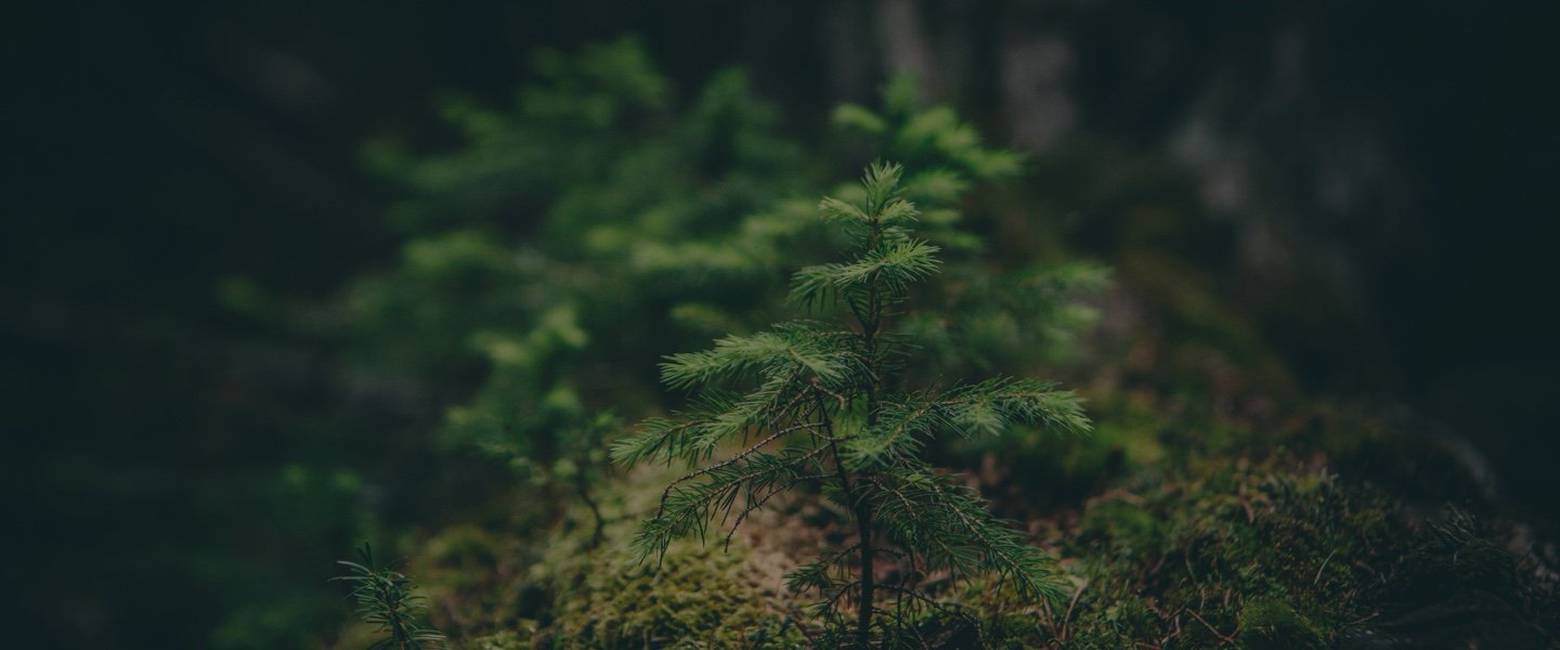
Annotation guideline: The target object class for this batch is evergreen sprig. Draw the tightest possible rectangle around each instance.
[333,544,446,650]
[659,323,864,391]
[845,378,1091,469]
[618,161,1091,647]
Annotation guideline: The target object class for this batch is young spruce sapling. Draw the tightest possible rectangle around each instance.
[613,162,1091,647]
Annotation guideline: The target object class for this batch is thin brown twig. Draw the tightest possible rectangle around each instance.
[783,605,822,649]
[1314,549,1338,585]
[722,471,830,549]
[653,410,819,518]
[1186,608,1238,645]
[1059,579,1087,641]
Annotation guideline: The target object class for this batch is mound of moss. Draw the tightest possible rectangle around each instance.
[538,539,799,648]
[408,463,804,648]
[1010,458,1558,649]
[405,441,1555,649]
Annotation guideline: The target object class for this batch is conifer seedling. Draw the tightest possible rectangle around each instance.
[613,162,1091,647]
[333,544,446,649]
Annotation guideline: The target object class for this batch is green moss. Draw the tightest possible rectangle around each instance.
[1078,498,1162,560]
[541,540,798,648]
[1238,598,1324,649]
[932,458,1390,648]
[410,524,531,638]
[468,628,536,649]
[395,462,808,648]
[393,386,1558,650]
[1059,460,1386,646]
[1030,454,1559,649]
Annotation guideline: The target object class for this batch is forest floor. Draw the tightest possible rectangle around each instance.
[336,269,1560,649]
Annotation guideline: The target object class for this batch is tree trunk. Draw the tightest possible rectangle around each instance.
[856,501,875,649]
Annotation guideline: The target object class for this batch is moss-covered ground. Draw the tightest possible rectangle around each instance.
[339,278,1559,649]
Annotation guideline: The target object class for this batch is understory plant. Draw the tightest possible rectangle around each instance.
[613,162,1092,647]
[333,544,446,649]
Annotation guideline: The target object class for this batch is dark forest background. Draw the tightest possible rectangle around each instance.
[5,1,1559,647]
